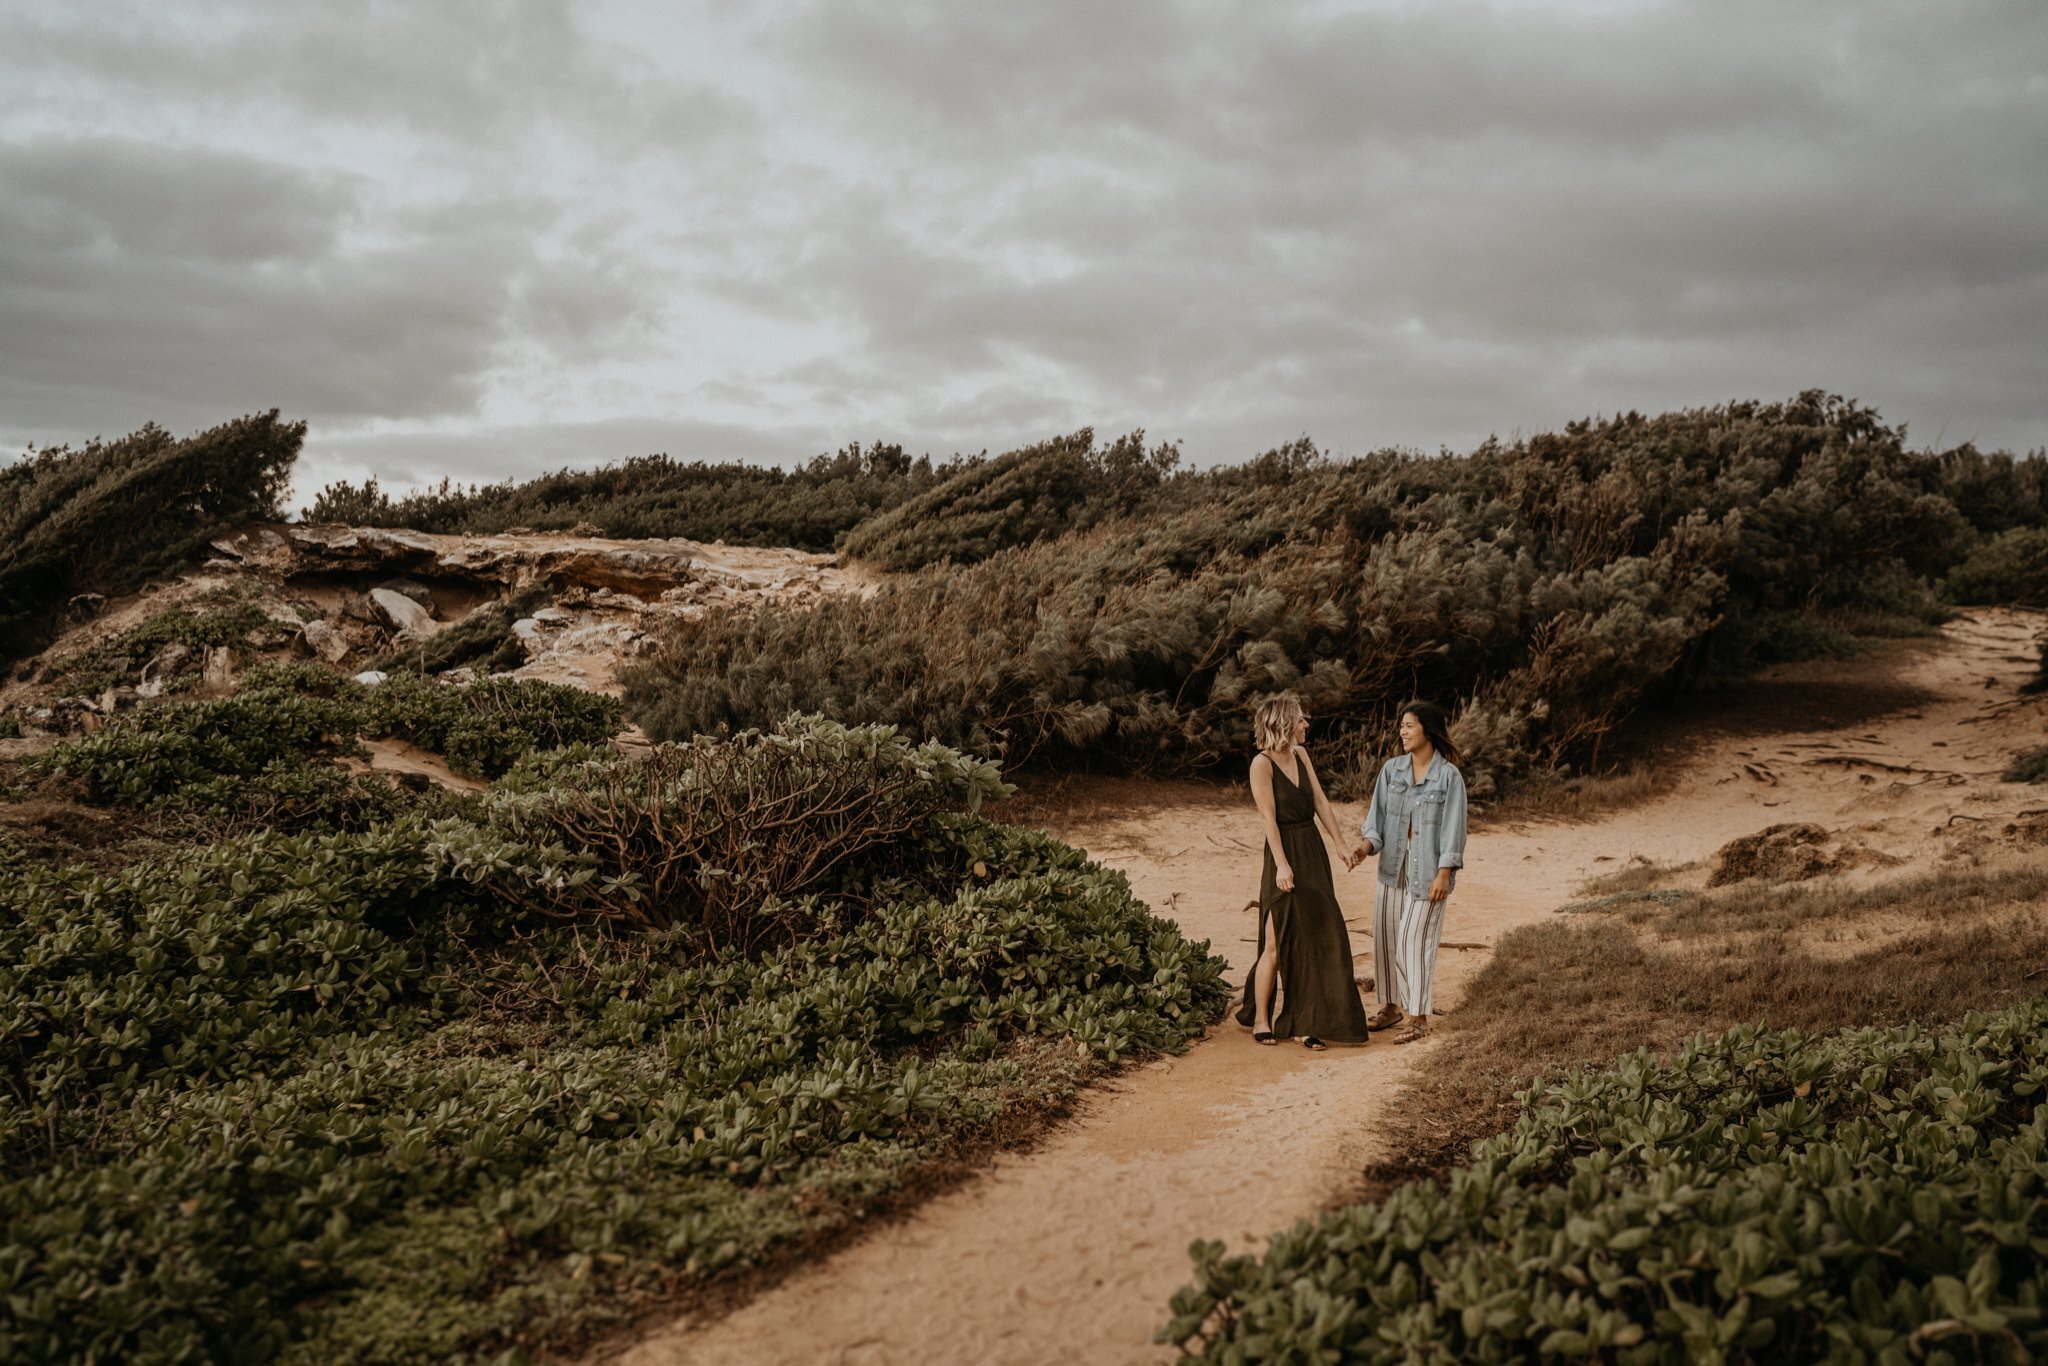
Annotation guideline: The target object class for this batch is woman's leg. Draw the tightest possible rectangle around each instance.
[1252,941,1279,1033]
[1396,889,1448,1020]
[1372,882,1400,1011]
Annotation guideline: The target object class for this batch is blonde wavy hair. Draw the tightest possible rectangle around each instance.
[1253,693,1305,755]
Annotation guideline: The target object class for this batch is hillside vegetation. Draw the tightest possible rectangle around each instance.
[306,442,956,551]
[0,411,302,668]
[1165,998,2048,1362]
[1,696,1229,1361]
[626,394,2044,794]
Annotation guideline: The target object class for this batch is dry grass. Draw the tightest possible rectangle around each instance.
[1485,763,1668,825]
[1574,857,1697,897]
[986,772,1243,839]
[1348,862,2048,1204]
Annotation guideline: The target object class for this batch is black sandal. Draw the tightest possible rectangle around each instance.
[1253,1031,1277,1045]
[1303,1036,1327,1051]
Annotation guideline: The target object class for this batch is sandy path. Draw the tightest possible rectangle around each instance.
[606,608,2046,1366]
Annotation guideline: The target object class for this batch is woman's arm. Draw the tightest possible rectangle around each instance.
[1428,766,1470,903]
[1250,754,1295,891]
[1356,763,1387,861]
[1299,750,1350,855]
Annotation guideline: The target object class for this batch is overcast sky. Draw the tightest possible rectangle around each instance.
[3,0,2044,507]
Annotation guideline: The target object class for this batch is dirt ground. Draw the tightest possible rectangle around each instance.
[599,607,2048,1366]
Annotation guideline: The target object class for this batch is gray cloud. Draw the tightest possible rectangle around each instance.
[2,0,2042,494]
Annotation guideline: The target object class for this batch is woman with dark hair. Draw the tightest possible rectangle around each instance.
[1351,700,1469,1044]
[1236,693,1374,1050]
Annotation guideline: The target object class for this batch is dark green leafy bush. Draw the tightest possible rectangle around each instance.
[47,601,280,693]
[363,673,623,778]
[1163,997,2048,1362]
[0,718,1230,1363]
[35,686,367,806]
[1944,527,2048,607]
[32,666,623,830]
[0,412,302,666]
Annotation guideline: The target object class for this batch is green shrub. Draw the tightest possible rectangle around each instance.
[35,686,367,805]
[373,586,550,675]
[0,719,1231,1363]
[32,667,623,830]
[0,412,302,666]
[2005,746,2048,783]
[840,428,1179,570]
[363,673,623,778]
[1944,527,2048,606]
[47,601,280,693]
[1163,997,2048,1362]
[631,395,1960,792]
[307,442,956,550]
[1938,444,2048,535]
[471,715,1010,953]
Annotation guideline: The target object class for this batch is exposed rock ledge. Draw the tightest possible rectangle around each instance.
[206,524,807,600]
[3,526,873,724]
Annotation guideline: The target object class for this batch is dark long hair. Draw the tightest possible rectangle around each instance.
[1398,699,1462,767]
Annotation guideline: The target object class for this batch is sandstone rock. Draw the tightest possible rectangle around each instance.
[353,670,390,686]
[200,645,237,695]
[376,578,437,610]
[98,685,140,712]
[534,547,695,598]
[286,526,441,572]
[140,642,192,685]
[302,619,353,664]
[370,588,438,637]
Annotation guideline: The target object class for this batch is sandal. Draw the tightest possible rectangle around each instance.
[1367,1004,1404,1031]
[1391,1020,1432,1045]
[1302,1036,1327,1052]
[1253,1030,1277,1046]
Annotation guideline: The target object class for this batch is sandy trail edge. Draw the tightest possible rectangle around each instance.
[602,609,2046,1366]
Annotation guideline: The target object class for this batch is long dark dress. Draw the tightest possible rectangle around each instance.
[1234,758,1373,1043]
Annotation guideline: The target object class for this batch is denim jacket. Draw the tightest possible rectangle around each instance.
[1361,753,1469,897]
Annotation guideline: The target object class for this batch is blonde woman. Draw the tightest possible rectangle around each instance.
[1236,693,1374,1049]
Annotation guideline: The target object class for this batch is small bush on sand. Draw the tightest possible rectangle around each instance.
[2005,745,2048,783]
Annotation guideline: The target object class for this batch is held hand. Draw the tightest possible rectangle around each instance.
[1275,865,1295,893]
[1348,843,1370,869]
[1428,869,1453,904]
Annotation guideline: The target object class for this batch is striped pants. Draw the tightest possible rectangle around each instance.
[1373,863,1447,1016]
